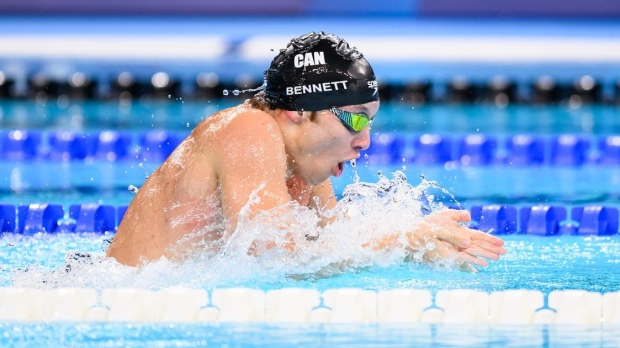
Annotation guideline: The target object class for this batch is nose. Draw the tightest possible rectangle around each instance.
[352,127,371,151]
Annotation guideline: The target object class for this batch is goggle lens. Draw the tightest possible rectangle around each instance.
[330,108,372,132]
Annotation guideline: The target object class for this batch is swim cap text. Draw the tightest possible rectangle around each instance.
[286,80,348,96]
[294,52,326,68]
[367,80,378,95]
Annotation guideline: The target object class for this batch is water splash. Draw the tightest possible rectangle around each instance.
[222,82,266,98]
[349,159,360,183]
[8,172,461,290]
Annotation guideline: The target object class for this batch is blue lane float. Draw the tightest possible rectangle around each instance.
[48,131,96,161]
[470,205,518,235]
[519,206,567,236]
[3,131,620,167]
[16,203,64,234]
[1,130,42,161]
[138,131,182,162]
[93,131,132,161]
[363,133,409,165]
[413,134,452,165]
[69,204,116,233]
[571,206,619,236]
[550,135,591,166]
[1,203,617,236]
[598,136,620,165]
[505,135,545,166]
[458,134,497,166]
[116,206,128,228]
[0,204,16,232]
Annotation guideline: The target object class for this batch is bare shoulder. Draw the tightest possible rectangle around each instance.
[194,104,285,166]
[201,103,290,225]
[194,104,281,145]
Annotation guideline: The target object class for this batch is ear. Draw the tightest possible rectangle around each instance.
[282,110,305,125]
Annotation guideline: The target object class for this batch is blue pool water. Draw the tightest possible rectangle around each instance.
[2,233,620,293]
[1,101,620,346]
[1,322,619,347]
[2,101,620,206]
[3,101,620,135]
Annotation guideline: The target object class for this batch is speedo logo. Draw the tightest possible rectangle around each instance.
[294,52,326,68]
[368,80,378,95]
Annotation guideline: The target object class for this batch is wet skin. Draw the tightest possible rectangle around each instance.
[107,99,506,268]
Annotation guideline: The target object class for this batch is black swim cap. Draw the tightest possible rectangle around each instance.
[262,32,379,111]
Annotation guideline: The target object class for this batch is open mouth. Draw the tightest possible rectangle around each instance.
[332,162,344,177]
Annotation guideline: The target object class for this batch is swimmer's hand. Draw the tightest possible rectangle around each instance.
[407,209,507,271]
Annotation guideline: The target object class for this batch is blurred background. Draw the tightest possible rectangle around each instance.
[1,0,620,104]
[1,1,620,207]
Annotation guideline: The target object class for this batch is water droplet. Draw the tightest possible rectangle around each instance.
[364,153,369,160]
[186,122,190,127]
[222,90,229,96]
[128,185,139,194]
[233,90,240,96]
[350,159,356,168]
[139,163,143,168]
[402,166,407,171]
[168,95,171,98]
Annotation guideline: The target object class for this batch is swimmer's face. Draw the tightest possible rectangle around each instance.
[292,100,380,184]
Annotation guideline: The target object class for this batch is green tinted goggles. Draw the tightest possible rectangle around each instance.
[329,108,372,132]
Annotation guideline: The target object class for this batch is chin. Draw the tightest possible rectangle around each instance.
[296,165,332,185]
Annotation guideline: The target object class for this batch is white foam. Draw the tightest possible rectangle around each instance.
[8,172,464,290]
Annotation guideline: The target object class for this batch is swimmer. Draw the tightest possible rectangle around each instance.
[106,32,506,268]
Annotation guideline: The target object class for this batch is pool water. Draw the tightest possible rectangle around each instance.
[2,233,620,294]
[2,101,620,135]
[1,101,620,346]
[1,321,618,347]
[2,101,620,207]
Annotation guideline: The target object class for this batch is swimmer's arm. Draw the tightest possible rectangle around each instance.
[362,209,507,269]
[215,110,291,235]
